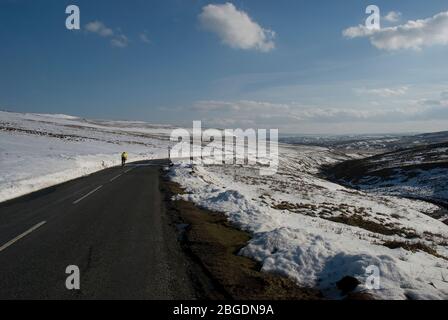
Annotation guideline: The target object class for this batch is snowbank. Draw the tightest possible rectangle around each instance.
[169,146,448,300]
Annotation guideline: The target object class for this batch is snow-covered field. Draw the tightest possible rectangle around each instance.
[169,144,448,300]
[2,111,448,300]
[0,111,170,202]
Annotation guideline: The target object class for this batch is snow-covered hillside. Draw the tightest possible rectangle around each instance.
[0,111,171,202]
[2,111,448,300]
[169,144,448,300]
[281,131,448,152]
[328,142,448,209]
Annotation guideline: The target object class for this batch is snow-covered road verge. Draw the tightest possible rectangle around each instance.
[169,145,448,300]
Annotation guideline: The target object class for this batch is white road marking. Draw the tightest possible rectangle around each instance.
[110,174,122,182]
[0,221,47,253]
[73,185,103,204]
[124,168,134,173]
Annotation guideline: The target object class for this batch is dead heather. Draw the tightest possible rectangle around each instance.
[326,214,419,239]
[272,200,419,239]
[382,240,447,260]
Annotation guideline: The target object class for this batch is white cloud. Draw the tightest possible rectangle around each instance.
[343,11,448,50]
[139,32,151,44]
[198,3,275,52]
[85,21,114,37]
[85,21,128,48]
[342,25,375,38]
[194,100,289,112]
[110,34,129,48]
[441,91,448,100]
[416,91,448,108]
[357,86,409,97]
[343,26,368,39]
[384,11,402,23]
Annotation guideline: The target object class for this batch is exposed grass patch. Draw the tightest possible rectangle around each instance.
[326,214,418,239]
[326,215,393,236]
[382,241,447,260]
[273,200,421,240]
[272,201,318,213]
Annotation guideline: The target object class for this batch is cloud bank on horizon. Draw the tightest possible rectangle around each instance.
[189,95,448,129]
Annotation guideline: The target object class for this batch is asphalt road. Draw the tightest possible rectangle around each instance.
[0,159,196,299]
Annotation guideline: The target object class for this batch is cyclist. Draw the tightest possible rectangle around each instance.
[121,152,128,167]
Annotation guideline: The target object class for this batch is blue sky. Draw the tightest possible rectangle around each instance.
[1,0,448,134]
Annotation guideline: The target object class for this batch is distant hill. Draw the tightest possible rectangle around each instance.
[282,131,448,152]
[324,142,448,217]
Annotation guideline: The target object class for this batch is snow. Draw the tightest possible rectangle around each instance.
[341,142,448,208]
[356,168,448,206]
[0,111,169,202]
[2,111,448,300]
[169,144,448,300]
